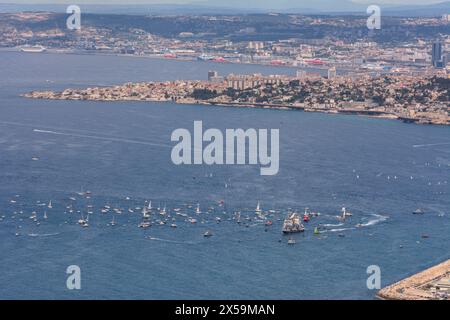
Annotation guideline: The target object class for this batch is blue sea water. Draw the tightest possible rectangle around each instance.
[0,52,449,300]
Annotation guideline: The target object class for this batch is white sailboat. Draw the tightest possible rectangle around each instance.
[196,203,201,214]
[342,207,352,217]
[147,201,152,211]
[142,205,150,219]
[255,202,262,213]
[43,211,48,219]
[48,200,52,209]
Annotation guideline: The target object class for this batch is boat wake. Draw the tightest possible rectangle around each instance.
[146,236,196,245]
[325,227,355,233]
[33,129,171,148]
[27,232,60,237]
[413,142,450,148]
[358,214,388,227]
[322,223,344,227]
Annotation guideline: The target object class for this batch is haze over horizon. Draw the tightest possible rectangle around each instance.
[0,0,446,11]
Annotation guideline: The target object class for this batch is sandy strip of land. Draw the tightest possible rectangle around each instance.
[378,260,450,300]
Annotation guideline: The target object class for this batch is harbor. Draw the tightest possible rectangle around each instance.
[0,50,449,299]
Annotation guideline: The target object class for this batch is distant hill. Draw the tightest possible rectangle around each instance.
[0,1,449,17]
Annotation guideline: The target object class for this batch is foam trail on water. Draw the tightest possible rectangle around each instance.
[146,236,196,245]
[322,223,344,227]
[33,129,171,148]
[28,232,60,237]
[360,214,388,227]
[325,227,355,233]
[413,142,450,148]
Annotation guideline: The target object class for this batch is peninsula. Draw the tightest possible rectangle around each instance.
[24,73,449,126]
[378,259,450,300]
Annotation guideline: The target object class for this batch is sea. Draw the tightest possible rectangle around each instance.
[0,51,449,299]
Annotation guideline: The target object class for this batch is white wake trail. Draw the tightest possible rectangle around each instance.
[33,129,171,148]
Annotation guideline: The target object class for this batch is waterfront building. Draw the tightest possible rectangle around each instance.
[432,40,445,68]
[208,70,218,81]
[328,67,337,80]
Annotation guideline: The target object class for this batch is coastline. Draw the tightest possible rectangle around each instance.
[22,92,449,127]
[377,260,450,300]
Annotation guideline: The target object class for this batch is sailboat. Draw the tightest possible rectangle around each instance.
[110,215,116,226]
[342,207,352,217]
[43,211,48,220]
[77,187,85,196]
[236,212,241,224]
[196,203,201,214]
[142,205,150,219]
[255,202,262,213]
[148,201,152,211]
[48,200,53,209]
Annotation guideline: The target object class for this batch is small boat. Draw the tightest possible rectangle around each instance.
[413,208,425,215]
[189,218,197,224]
[196,204,201,214]
[203,230,213,238]
[170,223,177,228]
[255,202,262,213]
[138,221,151,228]
[265,220,273,226]
[43,212,48,220]
[287,238,296,245]
[48,200,53,209]
[110,216,116,226]
[342,207,352,217]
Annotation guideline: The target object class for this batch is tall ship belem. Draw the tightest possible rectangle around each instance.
[282,213,305,234]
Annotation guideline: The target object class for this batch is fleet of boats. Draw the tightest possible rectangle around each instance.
[1,192,408,243]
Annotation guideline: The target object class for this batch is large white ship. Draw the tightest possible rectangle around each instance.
[20,45,46,53]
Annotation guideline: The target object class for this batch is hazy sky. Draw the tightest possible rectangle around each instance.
[0,0,444,5]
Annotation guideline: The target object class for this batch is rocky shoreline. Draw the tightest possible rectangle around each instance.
[22,78,450,126]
